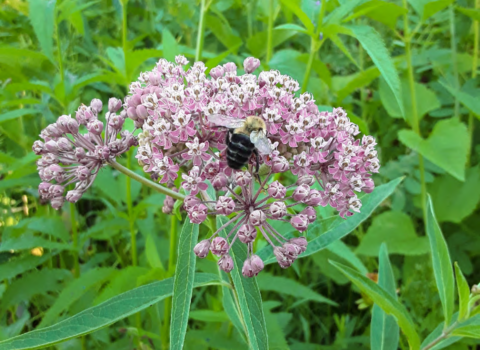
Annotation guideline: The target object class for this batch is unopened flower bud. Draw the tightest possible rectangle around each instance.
[270,202,287,219]
[223,62,237,73]
[49,184,64,197]
[66,190,83,203]
[250,210,266,226]
[87,120,103,135]
[296,175,315,186]
[238,224,257,244]
[109,114,125,130]
[472,284,480,295]
[293,184,310,201]
[175,55,189,66]
[46,123,62,138]
[289,237,308,253]
[290,214,309,232]
[216,196,235,215]
[242,259,254,278]
[272,156,289,173]
[210,66,225,79]
[90,98,103,113]
[184,195,201,212]
[188,204,208,224]
[212,173,228,190]
[274,246,294,269]
[242,255,264,277]
[67,119,79,134]
[127,107,137,119]
[50,196,65,210]
[267,181,286,199]
[32,140,45,155]
[38,182,52,197]
[210,237,229,256]
[218,254,234,272]
[44,140,59,153]
[75,147,86,160]
[304,189,321,206]
[301,206,316,223]
[76,166,90,181]
[57,137,72,151]
[235,171,252,187]
[194,240,211,258]
[108,98,123,113]
[136,105,148,120]
[243,57,261,74]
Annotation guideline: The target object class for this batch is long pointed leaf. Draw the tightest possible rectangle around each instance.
[170,220,199,350]
[454,262,470,321]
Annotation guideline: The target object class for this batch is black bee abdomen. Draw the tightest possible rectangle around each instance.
[226,133,255,170]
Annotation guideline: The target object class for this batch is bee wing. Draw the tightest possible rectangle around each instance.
[207,114,245,128]
[250,130,272,155]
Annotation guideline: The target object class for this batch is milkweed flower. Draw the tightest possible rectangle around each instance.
[33,98,137,209]
[122,55,380,276]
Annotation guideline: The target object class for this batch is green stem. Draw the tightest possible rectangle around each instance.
[247,0,253,39]
[403,0,427,225]
[422,321,459,350]
[108,160,185,200]
[449,5,460,119]
[161,215,178,349]
[266,0,274,63]
[121,0,128,54]
[195,0,208,62]
[468,0,479,166]
[69,201,80,278]
[126,152,137,267]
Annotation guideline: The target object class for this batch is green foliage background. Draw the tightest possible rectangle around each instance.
[0,0,480,349]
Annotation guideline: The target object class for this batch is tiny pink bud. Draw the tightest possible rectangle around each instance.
[44,140,59,153]
[210,66,225,79]
[184,195,201,212]
[66,190,83,203]
[243,57,260,74]
[50,196,65,210]
[293,184,310,201]
[49,184,64,197]
[212,173,228,190]
[304,189,322,206]
[128,94,142,108]
[283,243,301,259]
[109,114,125,130]
[76,166,90,181]
[218,254,234,272]
[210,237,229,256]
[38,182,52,197]
[67,119,79,134]
[194,240,211,258]
[290,214,309,232]
[250,210,266,226]
[250,255,264,275]
[90,98,103,113]
[127,106,138,119]
[238,224,257,244]
[175,55,189,65]
[289,237,308,254]
[108,98,123,113]
[242,259,254,278]
[87,120,103,135]
[267,181,286,199]
[46,123,62,138]
[235,171,252,187]
[223,62,237,73]
[57,137,72,151]
[32,140,45,155]
[188,203,208,224]
[274,246,294,269]
[296,175,315,186]
[75,147,86,160]
[216,196,235,215]
[269,202,287,219]
[272,156,289,173]
[301,206,317,223]
[136,105,148,120]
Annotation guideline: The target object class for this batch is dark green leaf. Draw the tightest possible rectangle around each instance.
[28,0,56,62]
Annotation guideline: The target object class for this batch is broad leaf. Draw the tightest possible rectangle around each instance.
[0,274,219,350]
[356,211,429,256]
[440,79,480,119]
[456,7,480,21]
[398,118,469,181]
[347,25,404,118]
[258,177,403,264]
[170,220,200,350]
[278,0,315,34]
[331,261,420,349]
[0,109,39,124]
[345,0,407,30]
[426,195,455,328]
[454,262,470,321]
[422,0,455,22]
[28,0,56,62]
[217,216,268,350]
[162,28,179,62]
[371,244,399,350]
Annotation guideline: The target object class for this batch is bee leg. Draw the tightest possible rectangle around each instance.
[253,149,261,184]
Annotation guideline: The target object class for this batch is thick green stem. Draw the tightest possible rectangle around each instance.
[109,160,185,200]
[195,0,208,62]
[69,202,80,278]
[266,0,274,63]
[468,0,479,166]
[449,5,460,119]
[161,215,178,349]
[403,0,427,225]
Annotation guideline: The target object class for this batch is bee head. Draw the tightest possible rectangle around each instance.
[244,116,266,134]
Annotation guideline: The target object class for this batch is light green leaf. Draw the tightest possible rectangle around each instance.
[0,109,39,124]
[422,0,455,21]
[264,305,289,350]
[0,274,219,350]
[325,0,367,25]
[454,262,470,321]
[429,166,480,223]
[274,23,309,35]
[328,240,368,275]
[426,195,455,328]
[347,25,404,118]
[28,0,56,62]
[145,234,165,271]
[278,0,315,34]
[456,7,480,21]
[0,236,74,253]
[371,244,399,350]
[356,211,429,256]
[217,216,268,350]
[189,310,229,323]
[331,261,420,349]
[219,269,246,341]
[206,14,243,53]
[0,254,53,281]
[39,268,116,327]
[246,29,297,59]
[170,220,199,350]
[398,118,469,181]
[162,28,178,62]
[258,177,403,264]
[345,0,407,30]
[439,79,480,119]
[257,273,337,306]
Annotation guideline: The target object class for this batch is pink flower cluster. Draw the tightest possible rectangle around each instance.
[123,56,379,276]
[33,98,137,209]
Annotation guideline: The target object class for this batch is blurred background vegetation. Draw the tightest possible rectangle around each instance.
[1,0,480,349]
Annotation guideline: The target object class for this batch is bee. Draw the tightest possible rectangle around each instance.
[207,114,271,177]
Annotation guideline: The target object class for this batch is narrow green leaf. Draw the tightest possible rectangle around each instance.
[452,325,480,338]
[331,261,420,349]
[28,0,56,62]
[0,254,53,281]
[426,195,455,328]
[0,109,38,124]
[0,274,219,350]
[278,0,315,34]
[347,25,404,118]
[218,269,247,341]
[455,262,470,321]
[162,28,178,62]
[258,177,403,264]
[145,234,165,271]
[217,216,268,350]
[371,244,399,350]
[456,6,480,21]
[189,310,229,323]
[439,79,480,119]
[325,0,367,25]
[170,221,199,350]
[274,23,309,35]
[0,236,74,252]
